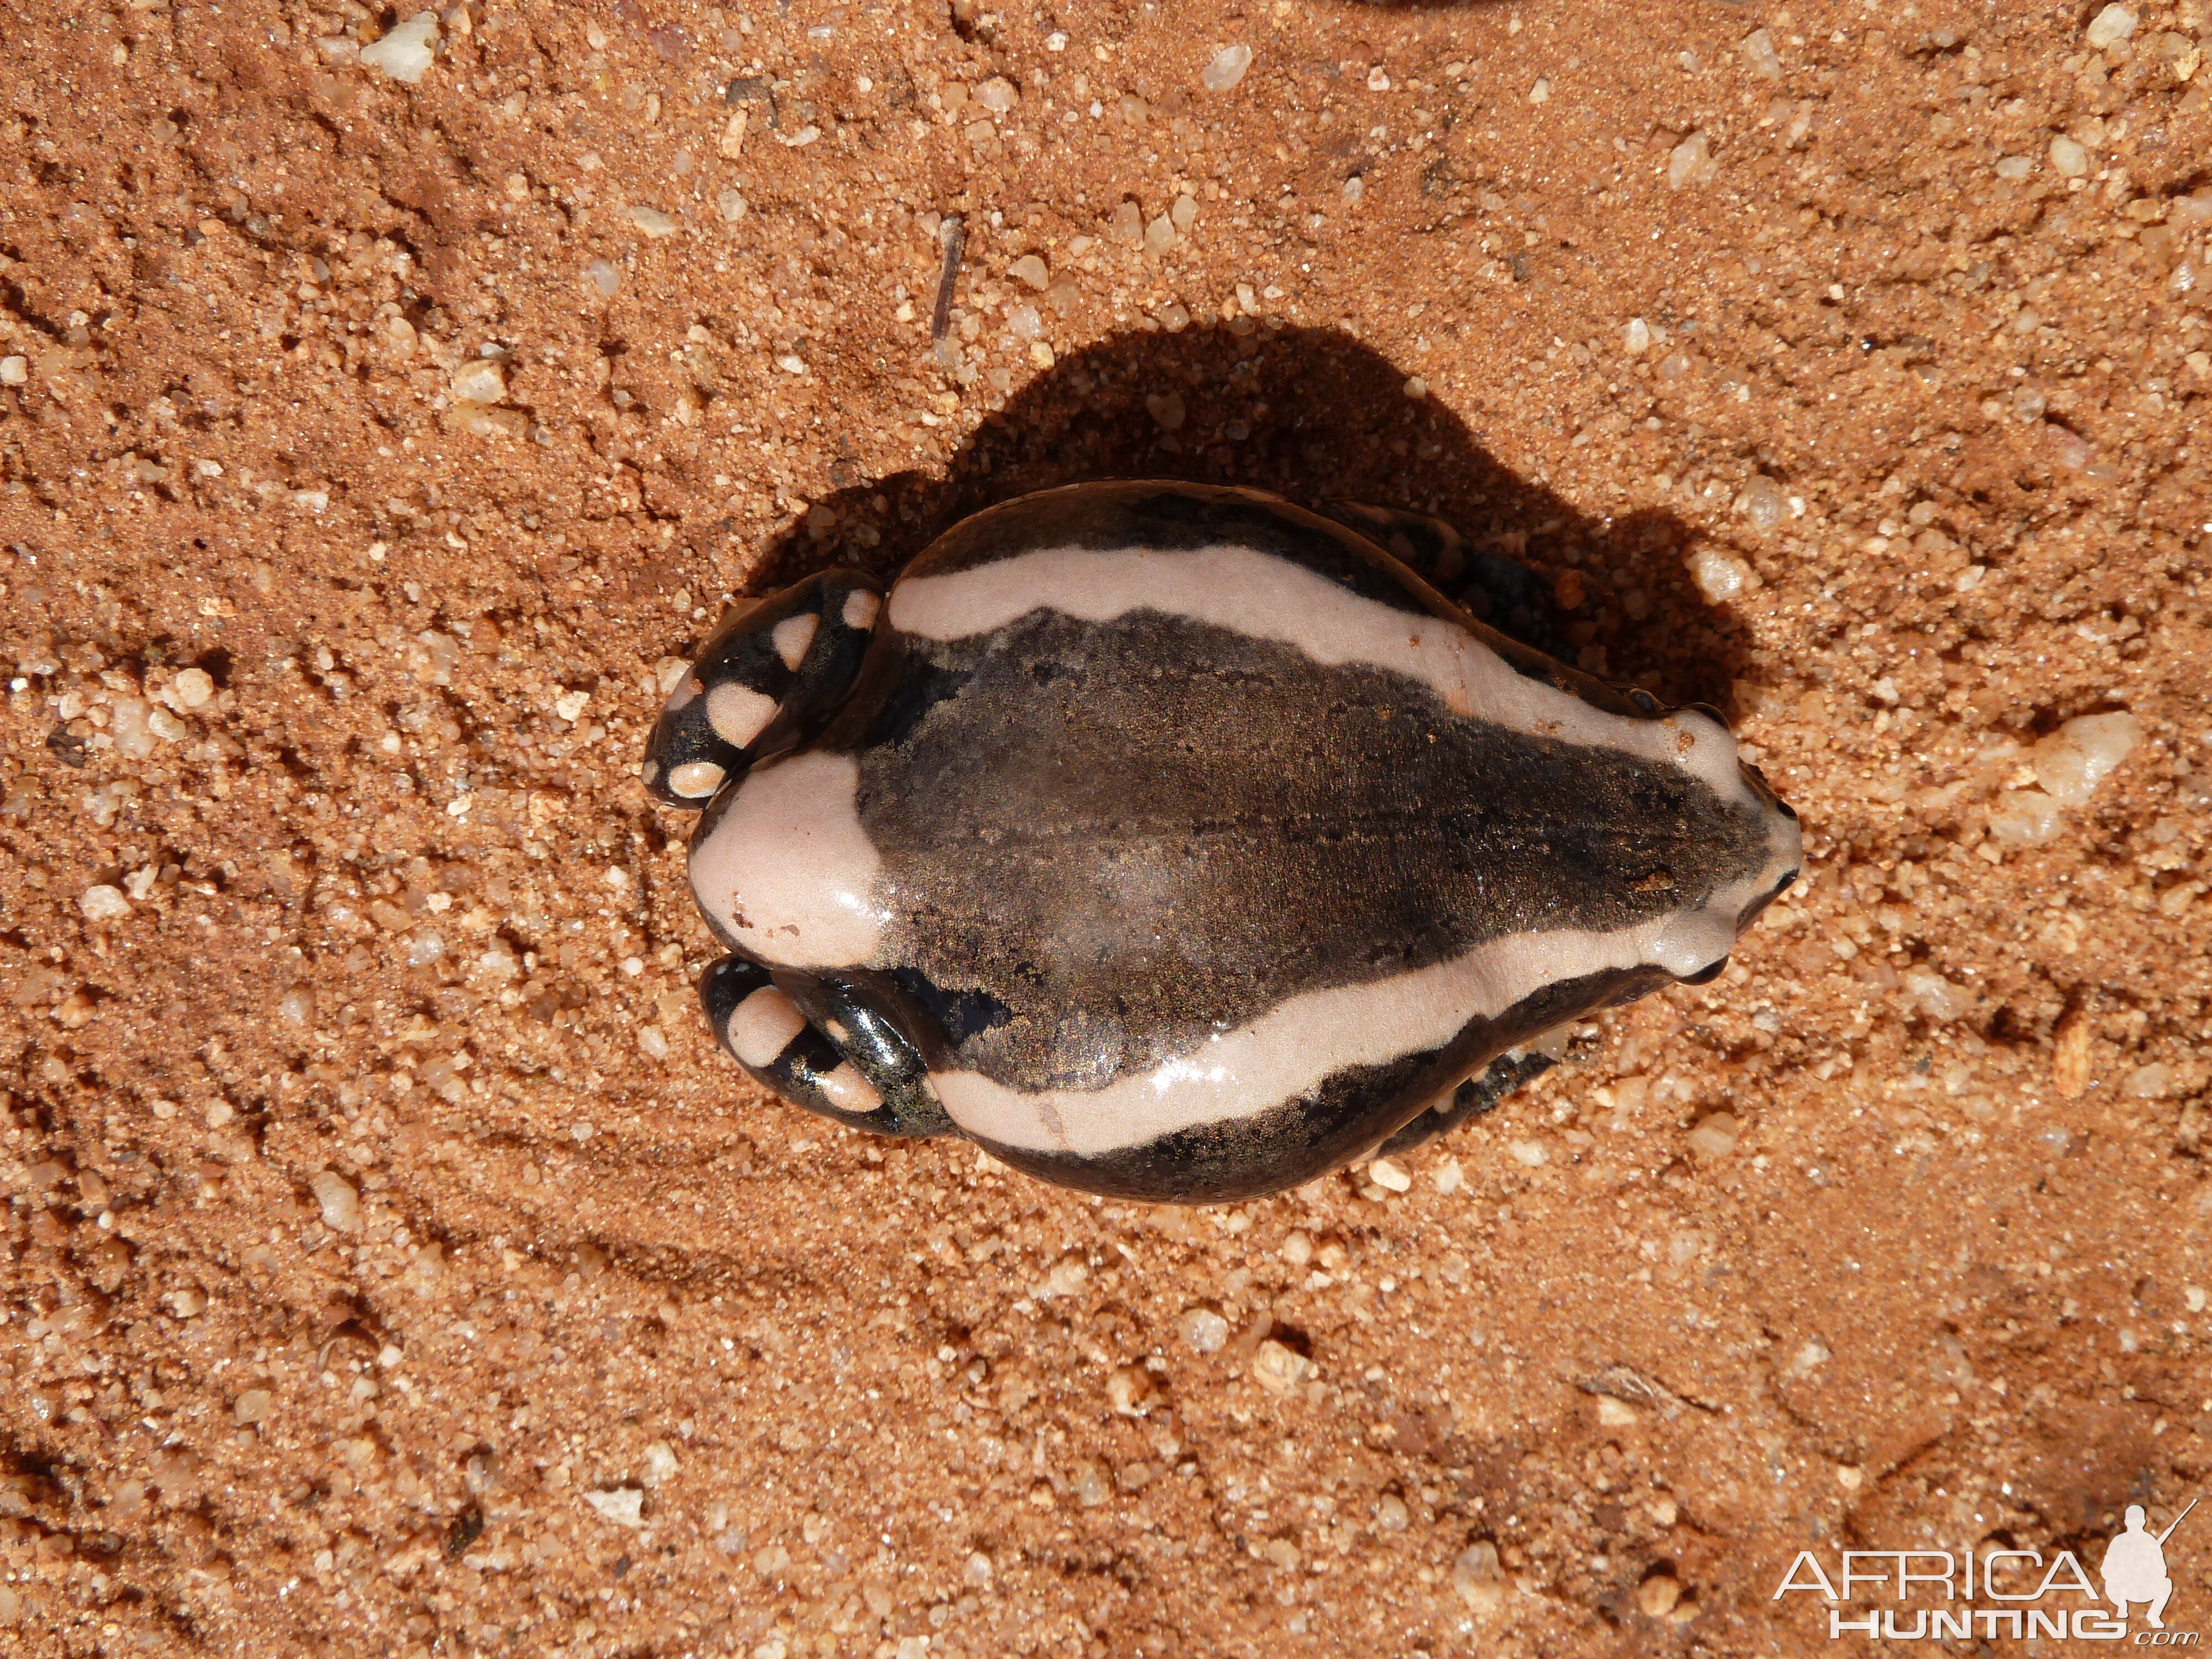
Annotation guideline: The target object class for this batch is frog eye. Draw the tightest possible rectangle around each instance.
[1628,688,1661,714]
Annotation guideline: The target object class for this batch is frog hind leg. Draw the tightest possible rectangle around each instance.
[1373,1047,1558,1159]
[699,956,954,1139]
[640,568,883,810]
[1316,499,1568,660]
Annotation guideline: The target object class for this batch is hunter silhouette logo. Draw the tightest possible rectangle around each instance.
[1773,1495,2201,1643]
[2106,1501,2195,1631]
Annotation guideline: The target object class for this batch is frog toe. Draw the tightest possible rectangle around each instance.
[1374,1046,1559,1158]
[700,957,953,1139]
[640,569,883,810]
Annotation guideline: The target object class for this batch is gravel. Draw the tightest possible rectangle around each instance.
[359,12,438,83]
[2085,4,2138,49]
[1202,45,1253,92]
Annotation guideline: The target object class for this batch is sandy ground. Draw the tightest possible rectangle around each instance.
[3,0,2211,1654]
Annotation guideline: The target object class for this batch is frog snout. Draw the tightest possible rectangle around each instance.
[1734,757,1803,930]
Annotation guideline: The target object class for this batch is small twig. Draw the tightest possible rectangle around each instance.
[930,215,966,343]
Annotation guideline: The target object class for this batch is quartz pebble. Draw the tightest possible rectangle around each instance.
[172,667,215,708]
[1202,44,1253,92]
[0,355,25,385]
[1008,254,1049,290]
[1740,28,1782,79]
[1902,968,1970,1023]
[2085,4,2137,49]
[233,1389,274,1426]
[361,12,438,82]
[585,258,621,298]
[975,77,1016,113]
[80,884,131,921]
[628,205,680,239]
[1735,474,1787,531]
[1249,1338,1313,1396]
[1667,131,1715,189]
[2049,135,2090,178]
[1105,1365,1160,1416]
[1453,1542,1507,1611]
[1177,1306,1229,1354]
[1623,317,1651,356]
[640,1441,680,1486]
[584,1487,646,1527]
[2032,712,2142,806]
[1986,789,2062,847]
[1686,1113,1740,1157]
[1366,1156,1411,1191]
[1637,1573,1684,1618]
[450,358,505,405]
[312,1170,361,1233]
[1688,546,1755,602]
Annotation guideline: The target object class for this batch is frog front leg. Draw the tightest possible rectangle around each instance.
[698,956,956,1139]
[640,569,883,808]
[1317,499,1568,661]
[1372,1047,1559,1159]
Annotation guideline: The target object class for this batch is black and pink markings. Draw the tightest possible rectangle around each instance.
[638,572,881,808]
[642,482,1803,1204]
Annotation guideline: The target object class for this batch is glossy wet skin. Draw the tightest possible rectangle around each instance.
[643,482,1802,1203]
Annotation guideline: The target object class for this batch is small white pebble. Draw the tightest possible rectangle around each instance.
[232,1389,274,1426]
[1688,546,1755,602]
[1507,1139,1547,1168]
[1528,77,1550,104]
[620,956,645,977]
[1202,43,1253,92]
[0,355,26,385]
[1740,27,1782,79]
[2084,4,2137,49]
[312,1170,361,1232]
[1735,475,1787,533]
[1177,1306,1229,1354]
[627,205,680,239]
[1667,131,1714,189]
[172,667,215,708]
[2033,712,2142,806]
[2048,135,2090,178]
[1366,1156,1412,1192]
[449,358,505,405]
[80,885,131,921]
[1686,1113,1740,1158]
[1250,1339,1314,1396]
[1987,788,2063,847]
[639,1026,670,1061]
[1432,1156,1464,1195]
[1402,375,1428,400]
[1623,317,1651,356]
[640,1441,680,1488]
[585,258,621,298]
[1366,65,1391,92]
[1994,155,2034,181]
[554,688,590,721]
[974,77,1016,113]
[360,11,439,82]
[584,1488,646,1528]
[1009,253,1050,289]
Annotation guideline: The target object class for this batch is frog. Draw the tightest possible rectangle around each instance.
[640,481,1801,1204]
